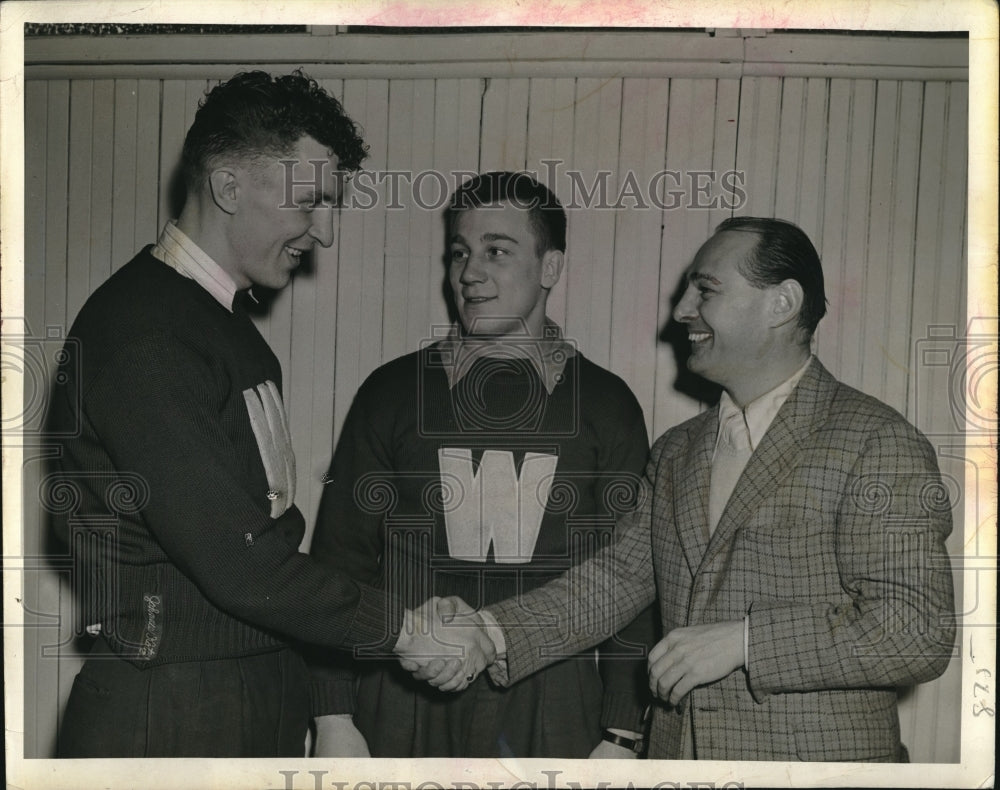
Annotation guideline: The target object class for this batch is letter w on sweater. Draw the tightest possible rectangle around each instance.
[243,381,296,518]
[438,448,557,562]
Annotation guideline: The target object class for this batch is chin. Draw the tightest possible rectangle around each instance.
[265,271,293,290]
[461,311,498,333]
[686,356,711,377]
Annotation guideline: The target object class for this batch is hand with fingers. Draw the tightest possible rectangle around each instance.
[394,596,496,692]
[647,620,744,707]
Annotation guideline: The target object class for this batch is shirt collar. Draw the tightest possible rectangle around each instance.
[150,220,243,312]
[437,319,576,394]
[717,356,813,452]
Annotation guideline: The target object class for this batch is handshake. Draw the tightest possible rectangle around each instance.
[392,596,503,692]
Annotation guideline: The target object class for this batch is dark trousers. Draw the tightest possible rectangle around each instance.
[355,656,603,757]
[56,638,311,757]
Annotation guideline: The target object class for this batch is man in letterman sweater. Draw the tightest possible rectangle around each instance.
[310,172,658,758]
[46,70,493,758]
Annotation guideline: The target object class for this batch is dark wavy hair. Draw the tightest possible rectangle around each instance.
[180,69,368,192]
[446,171,567,255]
[716,216,828,336]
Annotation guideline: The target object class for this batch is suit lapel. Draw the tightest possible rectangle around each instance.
[672,410,717,575]
[700,359,838,568]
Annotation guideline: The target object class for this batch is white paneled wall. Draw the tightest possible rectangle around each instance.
[20,30,968,761]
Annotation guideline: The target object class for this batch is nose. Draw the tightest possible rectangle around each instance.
[309,207,336,248]
[673,284,699,324]
[458,253,487,285]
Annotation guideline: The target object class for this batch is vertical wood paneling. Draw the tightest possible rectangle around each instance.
[381,80,417,362]
[860,80,900,401]
[39,83,77,757]
[134,80,161,248]
[609,78,669,430]
[881,81,923,405]
[816,79,850,368]
[430,78,482,333]
[111,80,138,273]
[21,56,969,762]
[836,80,877,390]
[331,79,390,454]
[88,81,115,297]
[653,78,739,438]
[773,77,806,222]
[479,78,529,172]
[902,80,969,765]
[709,78,741,229]
[43,81,69,337]
[909,81,950,429]
[525,78,576,330]
[797,78,831,243]
[22,80,48,760]
[158,81,188,229]
[66,81,94,322]
[404,79,438,349]
[926,79,966,766]
[564,78,623,365]
[735,76,781,216]
[25,82,48,334]
[940,81,969,345]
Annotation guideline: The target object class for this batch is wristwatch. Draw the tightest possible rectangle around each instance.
[601,729,644,754]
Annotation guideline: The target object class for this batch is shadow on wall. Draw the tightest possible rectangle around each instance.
[661,271,721,406]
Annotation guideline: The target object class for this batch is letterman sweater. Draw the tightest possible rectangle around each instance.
[311,341,656,730]
[48,248,397,668]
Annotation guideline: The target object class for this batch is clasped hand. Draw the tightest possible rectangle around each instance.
[393,596,495,692]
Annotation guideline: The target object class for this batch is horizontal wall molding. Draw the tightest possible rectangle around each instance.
[24,62,968,82]
[24,31,968,81]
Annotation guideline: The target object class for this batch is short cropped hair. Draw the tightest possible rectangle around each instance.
[180,69,368,192]
[716,216,828,336]
[446,171,567,255]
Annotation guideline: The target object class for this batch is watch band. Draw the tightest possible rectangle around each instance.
[601,729,644,754]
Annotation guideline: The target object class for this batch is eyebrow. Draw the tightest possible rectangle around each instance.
[449,232,521,245]
[688,271,721,285]
[299,189,340,204]
[481,233,520,244]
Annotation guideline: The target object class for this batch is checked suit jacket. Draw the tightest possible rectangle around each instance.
[490,357,955,761]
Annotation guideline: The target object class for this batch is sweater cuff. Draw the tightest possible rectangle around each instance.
[309,678,357,717]
[343,584,403,650]
[600,692,647,733]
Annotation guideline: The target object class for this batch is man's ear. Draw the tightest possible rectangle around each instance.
[208,167,240,215]
[540,249,564,289]
[771,279,804,328]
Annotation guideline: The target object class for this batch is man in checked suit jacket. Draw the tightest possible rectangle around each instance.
[424,216,955,761]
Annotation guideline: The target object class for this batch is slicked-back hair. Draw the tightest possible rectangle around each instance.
[447,171,567,255]
[716,216,828,336]
[180,69,368,193]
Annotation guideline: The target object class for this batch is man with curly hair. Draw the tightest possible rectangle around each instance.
[47,70,493,758]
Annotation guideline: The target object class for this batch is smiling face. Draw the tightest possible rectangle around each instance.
[673,230,785,403]
[448,202,563,338]
[221,135,343,290]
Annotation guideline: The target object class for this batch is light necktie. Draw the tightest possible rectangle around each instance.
[708,409,753,535]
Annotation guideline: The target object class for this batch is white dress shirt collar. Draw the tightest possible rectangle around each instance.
[716,356,813,452]
[150,220,242,312]
[436,319,576,395]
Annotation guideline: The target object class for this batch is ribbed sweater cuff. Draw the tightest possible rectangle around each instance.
[309,678,356,717]
[343,584,403,649]
[600,692,646,732]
